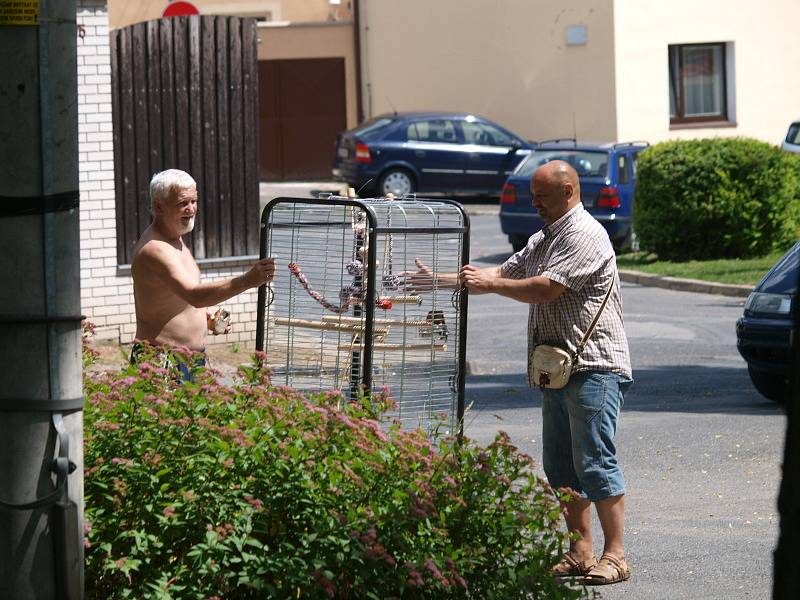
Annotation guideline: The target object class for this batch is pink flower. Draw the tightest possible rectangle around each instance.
[405,568,424,587]
[335,413,357,429]
[244,494,264,511]
[311,569,336,598]
[162,506,176,518]
[360,526,377,543]
[424,559,449,585]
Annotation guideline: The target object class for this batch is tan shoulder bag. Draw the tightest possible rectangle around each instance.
[530,280,615,389]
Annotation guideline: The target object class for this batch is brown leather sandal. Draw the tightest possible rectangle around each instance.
[552,553,599,578]
[583,553,631,585]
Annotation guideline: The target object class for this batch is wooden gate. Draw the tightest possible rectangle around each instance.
[110,15,260,264]
[259,58,347,180]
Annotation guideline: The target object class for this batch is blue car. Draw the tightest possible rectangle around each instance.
[498,140,649,252]
[332,112,535,197]
[736,242,798,403]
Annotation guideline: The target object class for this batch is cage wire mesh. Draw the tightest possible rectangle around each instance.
[256,196,470,435]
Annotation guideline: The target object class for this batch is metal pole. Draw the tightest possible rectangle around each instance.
[0,1,83,598]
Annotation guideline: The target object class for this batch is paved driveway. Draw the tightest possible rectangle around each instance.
[463,214,782,600]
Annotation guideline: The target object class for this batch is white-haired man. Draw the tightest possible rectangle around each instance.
[131,169,274,373]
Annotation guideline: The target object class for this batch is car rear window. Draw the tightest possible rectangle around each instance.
[352,117,395,139]
[516,149,610,178]
[758,244,799,295]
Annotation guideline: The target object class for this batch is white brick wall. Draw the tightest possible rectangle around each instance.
[78,1,118,335]
[77,1,258,348]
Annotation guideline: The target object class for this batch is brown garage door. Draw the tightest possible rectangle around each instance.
[259,58,347,180]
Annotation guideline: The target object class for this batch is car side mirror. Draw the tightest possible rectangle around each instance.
[508,140,522,153]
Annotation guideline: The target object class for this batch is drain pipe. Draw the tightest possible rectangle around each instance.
[0,0,83,598]
[353,0,364,123]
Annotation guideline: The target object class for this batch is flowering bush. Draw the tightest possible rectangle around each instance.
[83,341,587,599]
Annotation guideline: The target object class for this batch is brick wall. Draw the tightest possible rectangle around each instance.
[77,1,258,347]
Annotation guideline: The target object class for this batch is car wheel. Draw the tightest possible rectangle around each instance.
[613,227,639,254]
[379,168,415,197]
[747,366,787,403]
[509,234,527,253]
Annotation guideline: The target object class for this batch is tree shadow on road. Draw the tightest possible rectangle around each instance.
[470,252,512,265]
[466,365,783,416]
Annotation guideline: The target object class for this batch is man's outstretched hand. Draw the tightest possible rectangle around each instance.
[399,257,437,293]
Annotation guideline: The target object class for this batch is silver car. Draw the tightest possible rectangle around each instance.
[781,120,800,153]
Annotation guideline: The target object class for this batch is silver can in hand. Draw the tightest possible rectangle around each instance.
[212,309,231,334]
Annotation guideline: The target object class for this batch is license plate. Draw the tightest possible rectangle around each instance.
[337,147,349,158]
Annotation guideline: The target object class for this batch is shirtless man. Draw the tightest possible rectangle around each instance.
[131,169,274,363]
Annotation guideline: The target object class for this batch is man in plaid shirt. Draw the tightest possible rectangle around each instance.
[461,160,633,585]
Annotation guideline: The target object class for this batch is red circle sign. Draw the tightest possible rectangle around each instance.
[162,1,200,17]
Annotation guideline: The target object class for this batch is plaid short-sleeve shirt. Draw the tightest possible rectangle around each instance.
[501,203,632,382]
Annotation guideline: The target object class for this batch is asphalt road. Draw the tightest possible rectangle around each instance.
[462,213,784,600]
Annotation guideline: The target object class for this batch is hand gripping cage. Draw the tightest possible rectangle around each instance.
[256,196,470,435]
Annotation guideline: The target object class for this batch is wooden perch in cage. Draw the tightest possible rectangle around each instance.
[322,316,434,328]
[338,342,447,352]
[274,317,390,336]
[387,295,423,305]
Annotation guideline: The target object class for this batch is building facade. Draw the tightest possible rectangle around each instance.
[80,0,800,345]
[359,0,800,146]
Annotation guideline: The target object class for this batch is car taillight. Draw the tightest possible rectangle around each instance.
[500,183,516,204]
[597,186,620,208]
[355,142,372,164]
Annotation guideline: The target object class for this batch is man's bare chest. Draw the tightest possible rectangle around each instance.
[179,248,200,282]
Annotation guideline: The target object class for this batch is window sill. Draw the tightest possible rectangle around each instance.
[117,254,259,276]
[669,120,737,130]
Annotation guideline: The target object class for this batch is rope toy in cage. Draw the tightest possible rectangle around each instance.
[288,262,394,312]
[382,206,397,290]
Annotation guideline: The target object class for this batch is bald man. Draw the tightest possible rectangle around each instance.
[131,169,275,376]
[460,161,633,585]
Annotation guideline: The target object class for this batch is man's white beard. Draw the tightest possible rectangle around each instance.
[177,217,195,235]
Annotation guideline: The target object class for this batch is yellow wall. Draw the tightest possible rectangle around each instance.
[257,22,358,128]
[359,0,617,142]
[613,0,800,144]
[108,0,352,30]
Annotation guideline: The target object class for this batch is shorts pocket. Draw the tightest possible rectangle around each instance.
[576,373,608,423]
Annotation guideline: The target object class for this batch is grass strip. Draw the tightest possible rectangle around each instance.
[616,251,784,286]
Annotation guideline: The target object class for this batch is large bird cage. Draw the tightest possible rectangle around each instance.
[256,196,470,435]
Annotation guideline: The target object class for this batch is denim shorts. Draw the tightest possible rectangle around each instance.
[541,371,632,502]
[130,342,207,383]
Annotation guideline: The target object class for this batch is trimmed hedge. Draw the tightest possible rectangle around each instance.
[633,138,800,260]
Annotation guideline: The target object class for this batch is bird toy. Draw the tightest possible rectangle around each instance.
[288,262,393,312]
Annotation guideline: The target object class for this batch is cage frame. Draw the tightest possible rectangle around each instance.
[255,196,470,433]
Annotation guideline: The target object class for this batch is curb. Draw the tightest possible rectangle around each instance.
[461,205,499,216]
[619,269,753,298]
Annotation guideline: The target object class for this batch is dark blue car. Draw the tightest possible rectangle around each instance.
[332,112,534,197]
[736,243,798,403]
[498,141,649,252]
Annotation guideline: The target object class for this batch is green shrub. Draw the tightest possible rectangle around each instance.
[633,138,800,260]
[83,343,586,599]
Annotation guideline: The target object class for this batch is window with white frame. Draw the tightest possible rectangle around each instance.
[669,43,729,124]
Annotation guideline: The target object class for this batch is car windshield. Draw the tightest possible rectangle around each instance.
[516,149,610,178]
[786,122,800,145]
[758,244,799,295]
[352,117,395,138]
